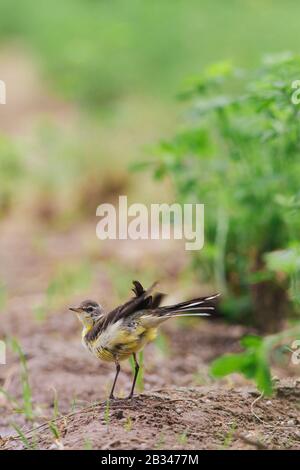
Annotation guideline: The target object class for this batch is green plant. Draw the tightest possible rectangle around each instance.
[10,338,34,421]
[11,423,37,450]
[211,327,300,395]
[70,396,77,412]
[46,388,62,446]
[51,388,60,420]
[104,399,110,425]
[149,54,300,331]
[177,430,188,445]
[211,335,273,395]
[48,421,60,440]
[0,281,7,311]
[83,438,93,450]
[124,416,133,432]
[211,215,300,395]
[222,422,237,449]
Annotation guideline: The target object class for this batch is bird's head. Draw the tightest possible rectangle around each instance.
[69,299,104,328]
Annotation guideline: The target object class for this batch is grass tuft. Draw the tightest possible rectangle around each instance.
[10,338,34,421]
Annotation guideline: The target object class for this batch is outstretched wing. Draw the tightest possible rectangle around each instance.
[86,280,162,342]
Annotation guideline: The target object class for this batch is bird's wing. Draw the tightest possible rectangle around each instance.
[86,280,160,342]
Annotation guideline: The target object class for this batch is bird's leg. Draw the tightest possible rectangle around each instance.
[109,360,120,400]
[128,353,140,399]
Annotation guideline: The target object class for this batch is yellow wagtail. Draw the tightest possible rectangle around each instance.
[70,281,219,399]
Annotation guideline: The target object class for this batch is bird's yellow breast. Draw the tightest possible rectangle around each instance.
[83,321,157,362]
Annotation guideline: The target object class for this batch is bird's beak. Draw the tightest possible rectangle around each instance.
[69,306,81,313]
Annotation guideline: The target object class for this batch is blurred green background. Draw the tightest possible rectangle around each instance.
[0,0,299,217]
[1,0,300,106]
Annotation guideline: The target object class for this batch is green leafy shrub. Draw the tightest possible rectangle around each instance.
[211,325,300,395]
[149,54,300,331]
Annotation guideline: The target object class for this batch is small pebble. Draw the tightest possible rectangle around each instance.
[113,410,124,420]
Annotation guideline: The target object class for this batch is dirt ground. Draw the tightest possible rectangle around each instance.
[2,385,300,450]
[0,217,300,451]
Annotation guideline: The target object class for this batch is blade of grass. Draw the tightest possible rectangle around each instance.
[11,423,36,450]
[10,337,34,421]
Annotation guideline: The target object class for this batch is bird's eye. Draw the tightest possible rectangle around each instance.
[86,307,94,313]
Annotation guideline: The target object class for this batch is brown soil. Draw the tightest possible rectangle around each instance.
[3,384,300,451]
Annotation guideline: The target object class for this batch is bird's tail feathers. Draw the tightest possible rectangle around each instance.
[140,293,219,327]
[157,293,219,316]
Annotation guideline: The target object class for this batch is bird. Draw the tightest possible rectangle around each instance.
[69,280,219,399]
